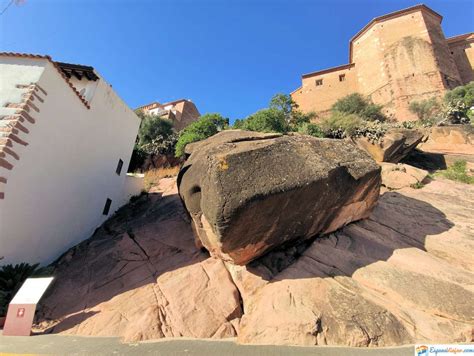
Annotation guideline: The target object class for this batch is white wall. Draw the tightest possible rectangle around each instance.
[0,57,141,265]
[68,76,99,103]
[121,173,145,205]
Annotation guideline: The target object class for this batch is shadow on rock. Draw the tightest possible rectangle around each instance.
[234,188,474,347]
[245,191,454,280]
[401,149,447,172]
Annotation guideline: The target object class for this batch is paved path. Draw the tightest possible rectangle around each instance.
[0,334,414,355]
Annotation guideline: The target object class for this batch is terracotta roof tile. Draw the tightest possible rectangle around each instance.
[0,52,92,109]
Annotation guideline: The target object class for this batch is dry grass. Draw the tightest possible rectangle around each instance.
[144,166,180,191]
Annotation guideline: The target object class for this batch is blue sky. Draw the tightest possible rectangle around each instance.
[1,0,472,122]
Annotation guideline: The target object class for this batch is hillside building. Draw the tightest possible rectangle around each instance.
[291,4,474,121]
[137,99,200,131]
[0,53,143,265]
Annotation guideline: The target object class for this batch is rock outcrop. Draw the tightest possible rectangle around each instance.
[354,128,424,163]
[35,177,474,346]
[178,130,381,265]
[235,179,474,346]
[419,125,474,155]
[35,179,242,342]
[380,162,428,190]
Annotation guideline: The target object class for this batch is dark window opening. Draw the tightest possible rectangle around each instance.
[339,74,346,82]
[116,159,124,175]
[315,79,323,86]
[103,198,112,215]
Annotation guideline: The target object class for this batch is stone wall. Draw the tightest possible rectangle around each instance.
[293,64,358,119]
[291,5,473,122]
[448,34,474,84]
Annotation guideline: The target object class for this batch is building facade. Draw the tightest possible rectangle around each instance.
[137,99,200,131]
[291,5,474,121]
[0,53,143,265]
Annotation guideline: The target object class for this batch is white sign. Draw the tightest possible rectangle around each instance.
[10,277,54,304]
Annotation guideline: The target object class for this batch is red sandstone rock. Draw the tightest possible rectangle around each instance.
[353,128,424,163]
[420,125,474,155]
[178,130,381,265]
[380,162,428,189]
[35,177,474,346]
[35,179,242,341]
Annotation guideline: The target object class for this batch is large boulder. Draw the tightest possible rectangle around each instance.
[353,128,424,163]
[419,125,474,155]
[380,162,428,190]
[178,130,381,265]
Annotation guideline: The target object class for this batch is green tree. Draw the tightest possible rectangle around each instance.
[233,119,244,129]
[269,93,298,120]
[175,113,229,157]
[137,114,174,146]
[238,108,288,133]
[269,93,317,129]
[331,93,385,121]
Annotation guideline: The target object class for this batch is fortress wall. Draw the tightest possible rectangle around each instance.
[292,65,358,120]
[449,35,474,84]
[354,10,445,120]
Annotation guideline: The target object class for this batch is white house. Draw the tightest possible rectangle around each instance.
[0,53,143,265]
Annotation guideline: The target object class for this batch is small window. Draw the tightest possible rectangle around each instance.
[116,159,123,175]
[103,198,112,215]
[315,79,323,86]
[339,74,346,82]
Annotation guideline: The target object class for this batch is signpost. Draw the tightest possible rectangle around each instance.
[3,277,54,336]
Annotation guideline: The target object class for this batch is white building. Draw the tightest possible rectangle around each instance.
[0,53,143,265]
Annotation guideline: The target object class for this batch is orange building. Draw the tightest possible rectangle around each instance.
[291,4,474,121]
[137,99,200,131]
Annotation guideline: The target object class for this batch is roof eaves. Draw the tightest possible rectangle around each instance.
[302,63,355,79]
[446,32,474,44]
[0,52,91,109]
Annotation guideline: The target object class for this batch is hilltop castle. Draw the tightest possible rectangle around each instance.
[291,4,474,121]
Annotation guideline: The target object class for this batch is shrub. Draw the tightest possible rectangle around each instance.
[0,263,40,315]
[353,120,390,143]
[175,113,229,157]
[320,111,364,138]
[444,100,471,125]
[331,93,385,121]
[296,122,325,138]
[443,82,474,124]
[436,160,474,184]
[408,97,442,125]
[238,108,288,133]
[444,81,474,108]
[290,111,318,131]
